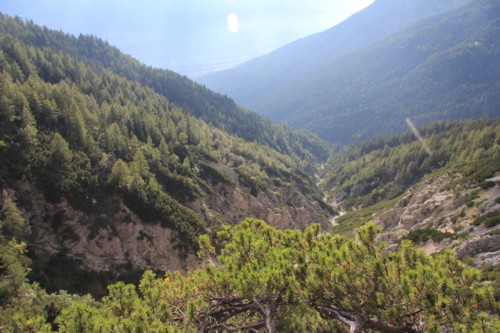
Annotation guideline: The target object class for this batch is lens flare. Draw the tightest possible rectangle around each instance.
[406,117,432,155]
[227,13,239,33]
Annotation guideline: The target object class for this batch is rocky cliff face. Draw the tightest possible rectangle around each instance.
[8,166,330,277]
[374,174,500,266]
[12,179,198,273]
[192,182,328,231]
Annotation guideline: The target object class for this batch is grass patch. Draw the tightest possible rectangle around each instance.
[332,196,401,234]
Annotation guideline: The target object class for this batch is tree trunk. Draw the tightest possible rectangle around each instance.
[349,321,363,333]
[348,314,365,333]
[264,308,277,333]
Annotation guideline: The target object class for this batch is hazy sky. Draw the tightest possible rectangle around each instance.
[0,0,374,77]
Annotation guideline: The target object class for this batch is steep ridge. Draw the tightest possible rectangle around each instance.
[0,13,329,163]
[279,0,500,143]
[202,0,500,145]
[200,0,472,121]
[0,15,332,295]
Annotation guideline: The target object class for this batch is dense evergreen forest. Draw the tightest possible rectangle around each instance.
[0,13,329,163]
[0,13,334,296]
[0,12,335,242]
[0,12,499,333]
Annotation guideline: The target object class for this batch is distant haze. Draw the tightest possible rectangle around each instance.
[0,0,373,77]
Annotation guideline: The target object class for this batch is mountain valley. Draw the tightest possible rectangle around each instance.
[0,1,499,331]
[0,13,335,295]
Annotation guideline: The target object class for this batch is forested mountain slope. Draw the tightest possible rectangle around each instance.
[279,0,500,144]
[319,118,499,297]
[203,0,500,144]
[320,118,499,259]
[321,118,500,209]
[0,13,328,163]
[0,14,332,295]
[2,114,498,331]
[200,0,472,121]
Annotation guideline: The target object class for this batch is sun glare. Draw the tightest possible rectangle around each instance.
[341,0,375,11]
[227,13,239,33]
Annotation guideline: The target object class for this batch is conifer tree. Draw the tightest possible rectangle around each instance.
[305,223,498,332]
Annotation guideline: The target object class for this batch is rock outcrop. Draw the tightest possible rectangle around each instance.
[373,174,500,266]
[9,167,330,276]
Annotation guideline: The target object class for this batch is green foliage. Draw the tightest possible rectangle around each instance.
[195,218,320,332]
[306,223,498,332]
[481,264,500,301]
[54,271,195,332]
[465,190,481,207]
[41,219,498,332]
[0,192,27,240]
[0,217,497,332]
[0,286,83,333]
[322,118,500,209]
[0,239,31,306]
[454,152,500,190]
[404,227,455,243]
[473,211,500,228]
[0,12,329,163]
[0,9,498,333]
[107,158,130,188]
[333,196,401,234]
[0,197,83,332]
[0,193,31,306]
[0,13,330,261]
